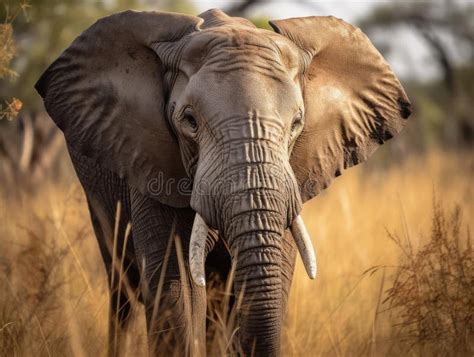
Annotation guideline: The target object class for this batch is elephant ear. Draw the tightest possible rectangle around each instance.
[270,16,412,202]
[35,11,203,207]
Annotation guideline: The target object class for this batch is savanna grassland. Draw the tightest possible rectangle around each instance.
[0,149,472,356]
[1,0,473,355]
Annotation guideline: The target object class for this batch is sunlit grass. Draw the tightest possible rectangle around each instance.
[285,150,473,356]
[0,149,472,356]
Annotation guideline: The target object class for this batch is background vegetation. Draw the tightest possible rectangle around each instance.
[1,0,472,355]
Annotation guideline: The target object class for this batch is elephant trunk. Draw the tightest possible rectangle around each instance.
[223,187,288,356]
[232,231,284,355]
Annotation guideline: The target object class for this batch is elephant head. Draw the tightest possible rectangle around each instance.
[36,9,411,355]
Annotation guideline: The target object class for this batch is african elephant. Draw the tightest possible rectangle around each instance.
[35,8,411,356]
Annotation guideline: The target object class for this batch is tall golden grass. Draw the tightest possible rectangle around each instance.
[0,149,472,356]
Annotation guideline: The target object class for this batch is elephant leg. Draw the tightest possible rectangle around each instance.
[68,146,140,356]
[130,188,206,356]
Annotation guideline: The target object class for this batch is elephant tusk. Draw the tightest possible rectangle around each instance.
[290,215,317,279]
[189,213,209,287]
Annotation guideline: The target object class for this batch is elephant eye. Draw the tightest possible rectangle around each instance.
[291,112,303,134]
[182,110,198,132]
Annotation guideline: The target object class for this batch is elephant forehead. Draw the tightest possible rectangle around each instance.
[181,27,295,72]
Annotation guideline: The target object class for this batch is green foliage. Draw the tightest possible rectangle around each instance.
[159,0,195,14]
[250,17,271,30]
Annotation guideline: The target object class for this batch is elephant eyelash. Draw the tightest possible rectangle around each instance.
[291,112,303,133]
[291,120,299,133]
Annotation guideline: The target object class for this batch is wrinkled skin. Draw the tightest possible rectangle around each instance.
[35,9,411,356]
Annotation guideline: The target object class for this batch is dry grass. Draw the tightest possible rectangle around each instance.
[0,149,472,356]
[382,201,473,355]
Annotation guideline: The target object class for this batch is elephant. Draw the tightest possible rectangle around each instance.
[35,8,411,356]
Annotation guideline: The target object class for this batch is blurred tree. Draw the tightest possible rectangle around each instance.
[226,0,262,16]
[359,0,474,148]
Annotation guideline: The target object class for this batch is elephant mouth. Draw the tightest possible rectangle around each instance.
[188,211,316,287]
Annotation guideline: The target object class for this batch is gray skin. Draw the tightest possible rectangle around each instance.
[35,9,411,356]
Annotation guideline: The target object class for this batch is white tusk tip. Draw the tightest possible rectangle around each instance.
[308,265,317,280]
[290,215,317,281]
